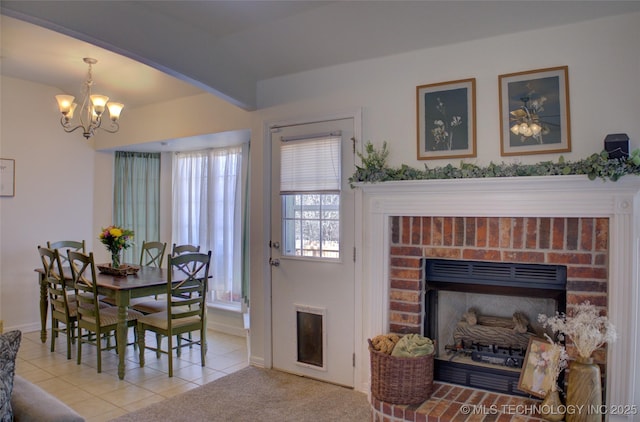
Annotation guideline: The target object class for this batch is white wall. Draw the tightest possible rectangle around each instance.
[0,77,96,331]
[1,11,639,372]
[257,12,640,166]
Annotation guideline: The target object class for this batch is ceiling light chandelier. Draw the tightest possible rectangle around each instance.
[509,96,542,138]
[55,57,124,139]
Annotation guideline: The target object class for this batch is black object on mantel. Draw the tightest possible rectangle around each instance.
[604,133,630,159]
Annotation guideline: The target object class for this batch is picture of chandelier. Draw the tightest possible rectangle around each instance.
[509,96,546,138]
[499,66,571,157]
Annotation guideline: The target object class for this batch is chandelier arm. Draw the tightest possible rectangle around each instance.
[60,117,87,134]
[99,121,120,134]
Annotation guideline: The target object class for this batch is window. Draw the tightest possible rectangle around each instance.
[280,134,341,259]
[172,144,248,307]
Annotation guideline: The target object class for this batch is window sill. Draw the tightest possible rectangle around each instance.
[207,302,243,313]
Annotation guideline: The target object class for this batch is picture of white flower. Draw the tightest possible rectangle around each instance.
[416,78,476,160]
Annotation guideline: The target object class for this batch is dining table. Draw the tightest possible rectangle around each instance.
[35,263,180,380]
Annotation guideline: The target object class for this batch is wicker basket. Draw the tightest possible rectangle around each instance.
[368,339,434,405]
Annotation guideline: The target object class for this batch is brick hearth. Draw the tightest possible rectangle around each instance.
[372,382,548,422]
[374,216,609,420]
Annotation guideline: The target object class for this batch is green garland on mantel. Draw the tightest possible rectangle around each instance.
[349,141,640,186]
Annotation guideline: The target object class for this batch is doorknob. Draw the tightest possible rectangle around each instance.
[269,258,280,267]
[270,241,280,249]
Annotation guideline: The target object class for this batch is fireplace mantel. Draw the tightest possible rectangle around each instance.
[354,175,640,421]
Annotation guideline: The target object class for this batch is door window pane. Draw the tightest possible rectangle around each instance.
[282,193,339,258]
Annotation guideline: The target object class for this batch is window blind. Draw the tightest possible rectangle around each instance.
[280,135,341,194]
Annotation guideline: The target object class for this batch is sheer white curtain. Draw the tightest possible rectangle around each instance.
[172,145,245,305]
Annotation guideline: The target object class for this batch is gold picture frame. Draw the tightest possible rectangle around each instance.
[416,78,476,160]
[499,66,571,156]
[0,158,15,197]
[517,337,558,398]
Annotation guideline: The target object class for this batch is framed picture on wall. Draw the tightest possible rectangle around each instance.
[499,66,571,156]
[517,337,558,398]
[416,78,476,160]
[0,158,15,197]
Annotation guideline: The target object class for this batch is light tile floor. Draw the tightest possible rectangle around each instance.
[15,329,249,422]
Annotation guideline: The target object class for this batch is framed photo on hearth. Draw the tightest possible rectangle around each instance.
[518,337,557,398]
[416,78,476,160]
[499,66,571,156]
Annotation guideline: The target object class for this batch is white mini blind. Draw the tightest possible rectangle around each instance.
[280,135,341,194]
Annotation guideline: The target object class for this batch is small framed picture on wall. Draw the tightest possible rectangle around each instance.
[416,78,476,160]
[0,158,15,197]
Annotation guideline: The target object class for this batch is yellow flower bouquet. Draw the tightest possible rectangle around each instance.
[99,225,134,268]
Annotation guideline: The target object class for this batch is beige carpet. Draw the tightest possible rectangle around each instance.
[110,366,371,422]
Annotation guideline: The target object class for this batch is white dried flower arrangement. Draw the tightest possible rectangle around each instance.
[538,301,617,359]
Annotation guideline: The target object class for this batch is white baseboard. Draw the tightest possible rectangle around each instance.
[207,322,247,338]
[249,355,265,368]
[4,322,41,334]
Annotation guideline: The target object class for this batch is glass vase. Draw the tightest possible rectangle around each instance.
[540,388,565,422]
[566,356,602,422]
[111,251,121,268]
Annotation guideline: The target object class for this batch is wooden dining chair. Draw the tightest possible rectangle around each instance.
[140,241,167,268]
[136,251,211,377]
[38,246,77,359]
[130,242,194,315]
[47,240,85,266]
[68,250,142,373]
[172,243,200,256]
[170,243,201,344]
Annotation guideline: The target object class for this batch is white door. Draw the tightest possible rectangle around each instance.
[270,117,356,387]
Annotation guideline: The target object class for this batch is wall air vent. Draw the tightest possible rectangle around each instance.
[425,259,566,292]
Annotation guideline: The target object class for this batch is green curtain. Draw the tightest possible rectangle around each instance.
[113,151,161,264]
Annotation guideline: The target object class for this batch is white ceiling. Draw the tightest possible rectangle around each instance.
[2,1,640,112]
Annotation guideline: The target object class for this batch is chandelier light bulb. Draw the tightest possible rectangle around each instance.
[107,102,124,121]
[90,94,109,115]
[55,94,75,115]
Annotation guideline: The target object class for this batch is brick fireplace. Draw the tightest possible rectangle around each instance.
[355,176,640,422]
[389,215,608,361]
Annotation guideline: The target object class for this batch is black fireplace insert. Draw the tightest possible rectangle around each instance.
[423,258,567,396]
